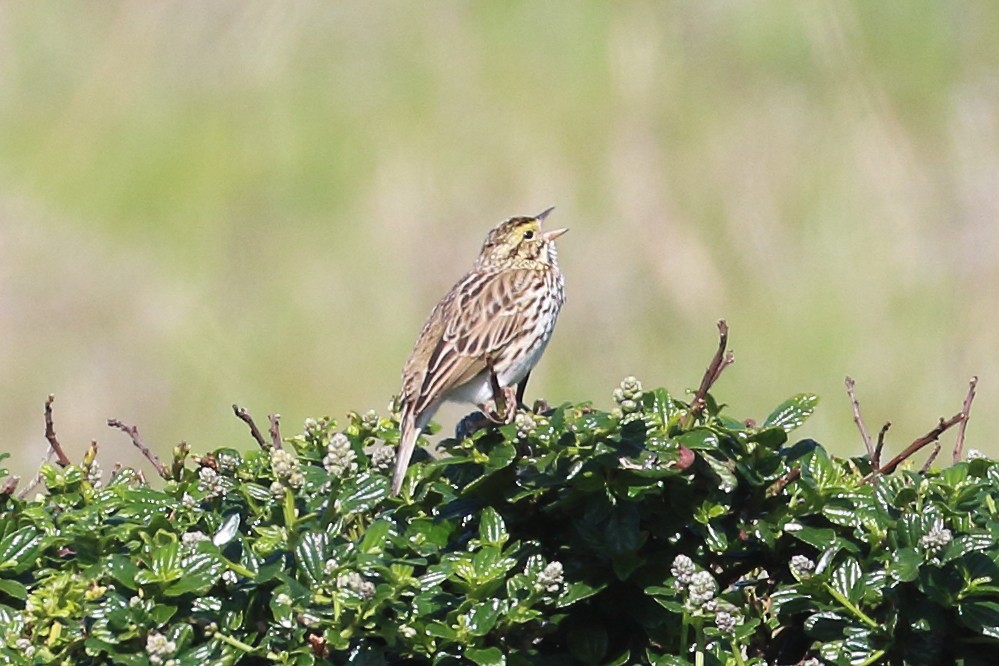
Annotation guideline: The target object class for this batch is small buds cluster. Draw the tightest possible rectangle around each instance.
[86,461,103,488]
[613,376,644,414]
[323,559,339,577]
[14,638,34,658]
[336,571,376,600]
[270,448,305,490]
[197,467,226,499]
[181,531,209,550]
[687,571,718,609]
[361,410,380,430]
[920,519,953,554]
[714,609,740,634]
[324,433,358,478]
[146,631,177,666]
[181,493,197,510]
[216,451,239,474]
[671,555,718,612]
[534,561,564,593]
[790,555,816,580]
[368,444,395,472]
[671,554,697,586]
[515,412,538,438]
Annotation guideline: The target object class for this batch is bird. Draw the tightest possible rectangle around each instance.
[391,208,568,495]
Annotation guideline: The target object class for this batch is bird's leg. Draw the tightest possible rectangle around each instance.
[516,372,531,409]
[516,372,550,414]
[478,364,518,424]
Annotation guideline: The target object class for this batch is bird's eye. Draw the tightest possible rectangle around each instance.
[523,230,535,240]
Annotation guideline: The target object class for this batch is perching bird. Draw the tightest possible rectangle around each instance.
[391,208,567,495]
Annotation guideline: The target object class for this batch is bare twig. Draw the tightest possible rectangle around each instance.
[107,419,170,480]
[866,411,965,481]
[44,394,72,467]
[233,404,268,449]
[920,441,942,473]
[953,376,978,463]
[18,448,56,499]
[685,320,735,427]
[874,421,891,470]
[844,377,875,460]
[769,468,800,496]
[268,414,283,450]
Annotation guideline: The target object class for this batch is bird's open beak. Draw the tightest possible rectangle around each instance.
[535,206,556,222]
[543,227,568,241]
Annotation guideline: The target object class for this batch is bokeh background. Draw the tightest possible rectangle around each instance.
[2,3,997,480]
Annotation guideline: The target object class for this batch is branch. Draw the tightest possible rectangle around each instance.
[44,394,72,467]
[844,377,875,460]
[953,376,978,463]
[18,448,56,499]
[866,411,965,481]
[106,419,170,480]
[769,468,800,496]
[268,414,283,450]
[873,421,891,470]
[232,404,268,449]
[685,320,735,426]
[920,440,942,473]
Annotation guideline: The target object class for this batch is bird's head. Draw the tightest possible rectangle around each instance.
[475,207,568,269]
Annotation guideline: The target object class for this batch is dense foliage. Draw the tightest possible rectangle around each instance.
[1,379,998,665]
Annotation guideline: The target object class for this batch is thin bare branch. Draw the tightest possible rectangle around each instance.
[233,404,268,449]
[769,468,800,496]
[268,414,283,451]
[953,376,978,463]
[920,441,942,473]
[18,448,56,499]
[107,419,170,480]
[44,394,72,467]
[844,377,875,460]
[866,411,965,482]
[685,320,734,426]
[874,421,891,470]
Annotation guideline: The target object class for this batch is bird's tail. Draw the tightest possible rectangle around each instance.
[391,411,420,496]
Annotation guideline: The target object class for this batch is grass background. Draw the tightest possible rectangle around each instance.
[2,3,997,479]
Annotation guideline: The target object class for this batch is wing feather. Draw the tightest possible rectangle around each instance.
[402,269,540,418]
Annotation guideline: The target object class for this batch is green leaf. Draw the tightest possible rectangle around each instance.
[0,578,27,600]
[890,547,921,583]
[165,553,223,596]
[295,531,329,587]
[466,598,504,636]
[106,554,140,590]
[763,394,819,432]
[465,647,505,666]
[478,507,508,548]
[359,519,394,554]
[0,526,44,573]
[337,473,389,514]
[212,513,241,547]
[831,558,864,604]
[960,600,999,639]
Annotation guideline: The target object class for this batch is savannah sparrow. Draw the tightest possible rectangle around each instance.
[391,208,568,495]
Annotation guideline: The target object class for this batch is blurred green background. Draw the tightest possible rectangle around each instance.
[2,3,996,480]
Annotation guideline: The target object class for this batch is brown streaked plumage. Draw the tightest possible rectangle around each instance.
[391,208,567,495]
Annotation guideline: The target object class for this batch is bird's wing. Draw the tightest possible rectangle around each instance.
[403,269,538,418]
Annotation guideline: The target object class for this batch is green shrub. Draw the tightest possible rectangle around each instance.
[1,377,998,665]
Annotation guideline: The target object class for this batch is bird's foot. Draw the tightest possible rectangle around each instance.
[531,398,551,415]
[478,386,519,424]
